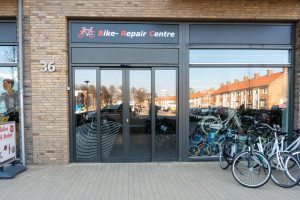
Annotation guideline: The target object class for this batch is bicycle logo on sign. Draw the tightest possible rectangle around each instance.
[77,27,96,39]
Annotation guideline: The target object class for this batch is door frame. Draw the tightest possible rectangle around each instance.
[70,66,178,162]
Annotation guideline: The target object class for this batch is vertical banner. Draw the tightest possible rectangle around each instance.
[0,122,16,167]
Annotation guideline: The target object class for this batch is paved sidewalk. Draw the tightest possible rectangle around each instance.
[0,162,299,200]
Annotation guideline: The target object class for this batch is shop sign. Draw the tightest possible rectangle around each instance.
[71,23,179,44]
[0,122,16,167]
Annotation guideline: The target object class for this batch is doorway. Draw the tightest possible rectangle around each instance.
[72,67,178,162]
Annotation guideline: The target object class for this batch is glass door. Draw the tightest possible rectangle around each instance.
[100,69,124,161]
[73,68,99,161]
[72,67,178,162]
[127,69,152,161]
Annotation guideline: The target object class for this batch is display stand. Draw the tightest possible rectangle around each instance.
[0,122,26,179]
[0,162,26,179]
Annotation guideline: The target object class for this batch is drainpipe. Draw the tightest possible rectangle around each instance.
[18,0,26,166]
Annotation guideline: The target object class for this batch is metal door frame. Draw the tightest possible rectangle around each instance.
[71,66,179,162]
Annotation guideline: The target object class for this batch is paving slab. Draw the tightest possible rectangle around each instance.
[0,162,299,200]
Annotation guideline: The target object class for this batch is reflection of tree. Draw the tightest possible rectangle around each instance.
[189,88,195,94]
[108,85,116,104]
[131,87,146,103]
[0,47,15,63]
[101,86,110,106]
[136,88,146,103]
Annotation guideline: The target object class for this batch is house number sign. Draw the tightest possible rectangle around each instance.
[40,61,56,72]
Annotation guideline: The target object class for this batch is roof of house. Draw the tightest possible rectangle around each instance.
[190,89,215,99]
[189,70,287,98]
[214,72,285,94]
[155,96,176,101]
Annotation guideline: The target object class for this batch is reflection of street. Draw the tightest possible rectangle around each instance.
[157,110,176,117]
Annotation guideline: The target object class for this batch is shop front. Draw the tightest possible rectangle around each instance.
[69,22,180,162]
[69,21,293,162]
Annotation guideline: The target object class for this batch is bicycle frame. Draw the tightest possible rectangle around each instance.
[284,136,300,152]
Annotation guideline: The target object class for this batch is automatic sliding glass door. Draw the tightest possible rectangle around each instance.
[72,67,178,162]
[100,70,124,161]
[128,69,152,161]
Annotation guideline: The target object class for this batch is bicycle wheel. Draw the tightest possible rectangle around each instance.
[290,150,300,186]
[210,142,221,156]
[219,141,230,169]
[269,152,300,188]
[199,143,211,156]
[201,116,221,135]
[231,151,271,188]
[189,145,200,156]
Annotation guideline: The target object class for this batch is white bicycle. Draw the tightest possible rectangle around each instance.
[201,109,242,135]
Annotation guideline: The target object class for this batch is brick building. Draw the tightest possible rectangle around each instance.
[0,0,300,164]
[190,69,288,110]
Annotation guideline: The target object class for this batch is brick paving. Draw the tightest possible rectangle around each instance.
[0,162,300,200]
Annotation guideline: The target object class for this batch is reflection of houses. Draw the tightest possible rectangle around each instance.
[189,89,215,108]
[155,96,176,107]
[190,69,288,110]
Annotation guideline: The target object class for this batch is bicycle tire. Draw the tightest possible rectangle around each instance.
[210,142,221,156]
[201,116,221,135]
[269,152,300,188]
[199,143,211,156]
[219,141,230,169]
[290,149,300,186]
[189,145,200,156]
[231,151,271,188]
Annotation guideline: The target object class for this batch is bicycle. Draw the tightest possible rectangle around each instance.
[219,129,245,169]
[189,130,221,157]
[231,133,272,188]
[260,124,300,188]
[201,109,242,135]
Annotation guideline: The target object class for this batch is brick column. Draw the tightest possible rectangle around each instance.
[294,21,300,129]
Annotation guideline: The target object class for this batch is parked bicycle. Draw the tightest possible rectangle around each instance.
[257,123,300,188]
[219,129,246,169]
[231,131,272,188]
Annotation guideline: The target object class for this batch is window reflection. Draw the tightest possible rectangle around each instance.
[189,67,289,158]
[155,70,177,159]
[74,69,97,160]
[189,50,290,64]
[0,67,19,158]
[0,46,17,63]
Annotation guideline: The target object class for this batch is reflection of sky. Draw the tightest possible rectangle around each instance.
[75,69,97,88]
[101,70,122,88]
[190,50,290,64]
[130,70,151,92]
[190,68,285,92]
[155,70,176,96]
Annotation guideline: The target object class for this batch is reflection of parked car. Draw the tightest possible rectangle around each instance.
[168,103,176,113]
[101,104,123,113]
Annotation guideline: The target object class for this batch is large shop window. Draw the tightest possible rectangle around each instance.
[188,50,290,158]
